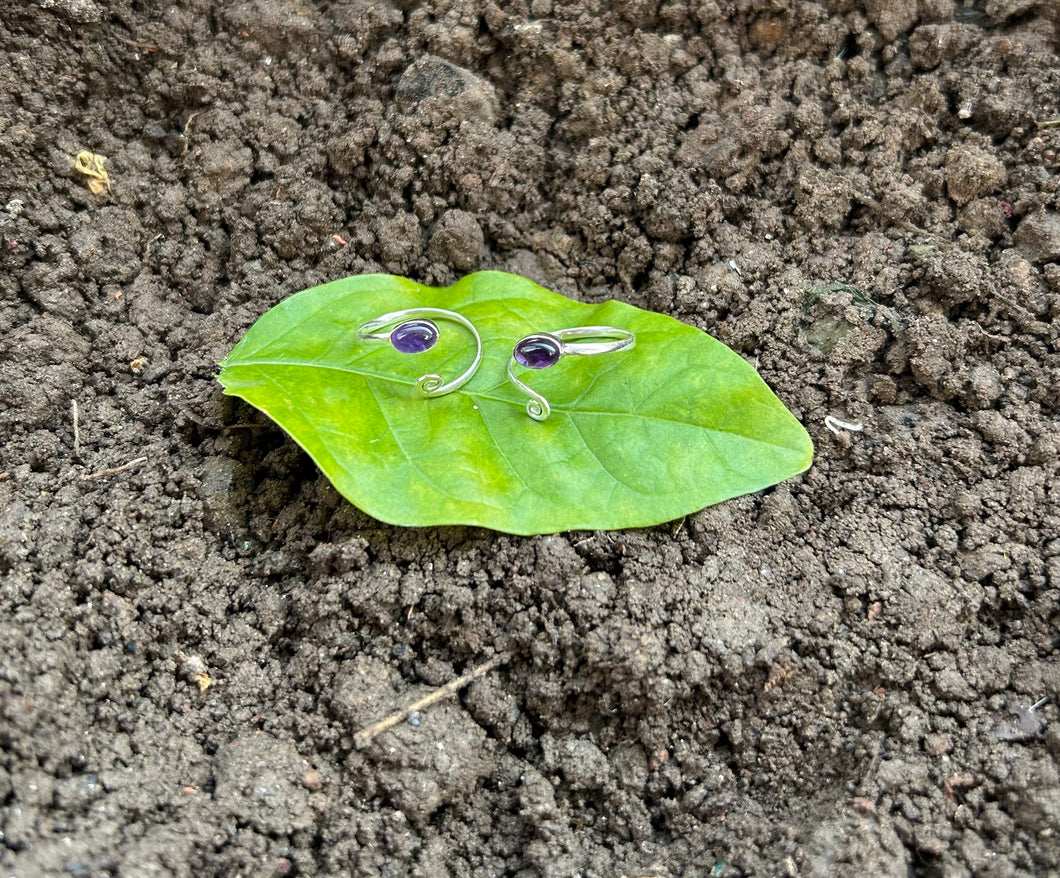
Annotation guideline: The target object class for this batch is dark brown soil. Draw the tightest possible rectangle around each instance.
[2,1,1059,876]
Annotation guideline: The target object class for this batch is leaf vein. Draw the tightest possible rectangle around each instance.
[362,379,465,504]
[567,416,648,499]
[474,406,555,505]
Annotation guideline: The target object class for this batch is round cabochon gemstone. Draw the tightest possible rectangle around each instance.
[390,320,439,354]
[514,335,562,369]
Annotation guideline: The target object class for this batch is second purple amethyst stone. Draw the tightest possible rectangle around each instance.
[390,320,439,354]
[514,335,563,369]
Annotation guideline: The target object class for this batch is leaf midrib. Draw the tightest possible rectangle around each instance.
[223,357,808,454]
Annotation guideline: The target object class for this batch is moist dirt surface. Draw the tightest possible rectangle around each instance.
[2,1,1059,876]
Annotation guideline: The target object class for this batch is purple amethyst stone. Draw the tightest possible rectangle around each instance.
[390,320,438,354]
[514,335,562,369]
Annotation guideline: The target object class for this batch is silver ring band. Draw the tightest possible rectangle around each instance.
[508,326,635,421]
[358,307,483,397]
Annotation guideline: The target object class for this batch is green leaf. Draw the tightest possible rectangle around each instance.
[219,271,813,534]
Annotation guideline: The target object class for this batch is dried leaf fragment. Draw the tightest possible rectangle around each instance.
[73,150,113,195]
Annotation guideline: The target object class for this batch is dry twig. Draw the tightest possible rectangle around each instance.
[72,400,81,459]
[80,456,148,481]
[354,652,510,749]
